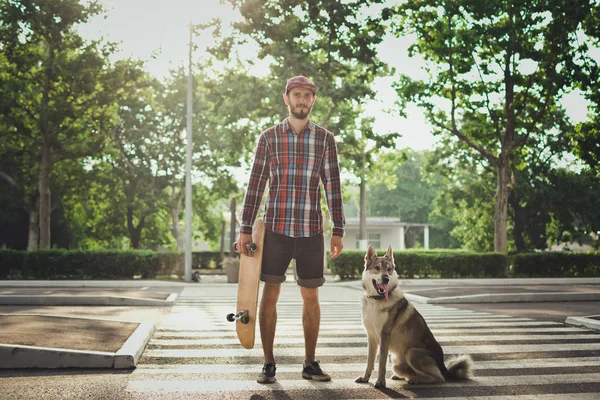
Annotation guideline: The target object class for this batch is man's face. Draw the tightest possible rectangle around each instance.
[285,87,316,119]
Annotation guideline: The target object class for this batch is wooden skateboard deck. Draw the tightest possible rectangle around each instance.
[227,218,265,349]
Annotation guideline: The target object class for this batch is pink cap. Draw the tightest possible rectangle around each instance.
[284,76,318,94]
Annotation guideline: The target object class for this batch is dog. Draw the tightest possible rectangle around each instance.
[355,244,473,388]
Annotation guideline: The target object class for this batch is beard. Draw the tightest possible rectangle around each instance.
[289,103,312,119]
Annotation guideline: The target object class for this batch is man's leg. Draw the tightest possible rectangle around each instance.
[259,282,281,363]
[300,286,320,361]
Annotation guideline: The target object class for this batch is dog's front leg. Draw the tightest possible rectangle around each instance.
[374,332,391,389]
[355,334,378,384]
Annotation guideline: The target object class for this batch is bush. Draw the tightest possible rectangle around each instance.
[0,249,184,280]
[328,249,507,280]
[510,252,600,277]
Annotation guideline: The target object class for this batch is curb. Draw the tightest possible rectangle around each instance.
[0,280,190,287]
[0,315,155,369]
[405,292,600,304]
[0,293,178,306]
[565,315,600,331]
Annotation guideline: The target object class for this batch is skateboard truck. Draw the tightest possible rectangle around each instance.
[233,242,258,257]
[227,309,250,324]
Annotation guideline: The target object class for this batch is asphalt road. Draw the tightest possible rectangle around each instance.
[0,278,599,399]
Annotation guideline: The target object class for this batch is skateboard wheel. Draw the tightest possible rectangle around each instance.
[240,314,250,324]
[226,313,236,322]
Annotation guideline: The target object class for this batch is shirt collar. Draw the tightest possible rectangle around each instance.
[284,117,314,135]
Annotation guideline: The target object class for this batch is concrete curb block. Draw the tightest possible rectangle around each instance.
[0,315,156,369]
[565,315,600,331]
[0,344,115,368]
[0,280,191,287]
[0,293,178,306]
[115,321,156,368]
[405,292,600,304]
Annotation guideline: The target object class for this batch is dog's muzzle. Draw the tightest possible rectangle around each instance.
[372,276,389,296]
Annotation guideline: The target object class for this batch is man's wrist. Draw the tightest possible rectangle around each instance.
[332,228,344,237]
[240,225,252,235]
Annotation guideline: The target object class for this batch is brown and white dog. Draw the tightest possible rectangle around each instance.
[355,244,473,388]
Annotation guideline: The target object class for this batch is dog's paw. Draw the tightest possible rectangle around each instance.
[374,379,386,389]
[391,374,404,380]
[355,376,369,384]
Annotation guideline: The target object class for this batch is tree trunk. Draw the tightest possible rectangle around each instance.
[358,167,367,250]
[38,143,52,249]
[509,188,526,253]
[38,45,55,249]
[229,197,237,256]
[27,204,39,251]
[127,207,145,249]
[494,154,510,255]
[220,220,226,264]
[169,189,184,251]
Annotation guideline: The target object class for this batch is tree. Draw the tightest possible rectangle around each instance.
[0,0,117,248]
[213,0,400,241]
[389,0,597,253]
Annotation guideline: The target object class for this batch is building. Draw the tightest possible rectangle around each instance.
[342,217,431,251]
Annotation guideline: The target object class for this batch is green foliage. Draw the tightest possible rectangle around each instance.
[328,249,507,280]
[0,249,182,279]
[0,0,119,248]
[388,0,599,252]
[328,249,600,280]
[214,0,399,178]
[511,252,600,277]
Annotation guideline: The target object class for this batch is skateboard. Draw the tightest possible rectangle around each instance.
[226,218,265,349]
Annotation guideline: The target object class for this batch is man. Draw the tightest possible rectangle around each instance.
[237,75,345,384]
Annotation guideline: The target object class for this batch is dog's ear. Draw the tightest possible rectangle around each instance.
[365,244,376,263]
[386,245,394,264]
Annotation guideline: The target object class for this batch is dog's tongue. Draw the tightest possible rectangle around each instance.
[378,283,389,302]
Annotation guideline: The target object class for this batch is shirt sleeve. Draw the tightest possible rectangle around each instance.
[320,132,345,237]
[240,132,270,235]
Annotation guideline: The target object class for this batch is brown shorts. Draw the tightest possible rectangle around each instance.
[261,230,325,288]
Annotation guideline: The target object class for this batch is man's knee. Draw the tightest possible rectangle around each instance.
[262,282,281,302]
[300,286,319,302]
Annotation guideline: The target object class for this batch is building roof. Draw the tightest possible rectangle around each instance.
[344,217,431,227]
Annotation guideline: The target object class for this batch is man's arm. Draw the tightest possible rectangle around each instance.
[238,133,269,254]
[320,131,345,245]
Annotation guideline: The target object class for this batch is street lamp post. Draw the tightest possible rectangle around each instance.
[184,23,193,282]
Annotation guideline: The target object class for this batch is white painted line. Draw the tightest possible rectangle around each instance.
[126,373,600,393]
[146,342,600,358]
[134,357,600,374]
[427,292,600,304]
[153,326,593,338]
[149,333,600,347]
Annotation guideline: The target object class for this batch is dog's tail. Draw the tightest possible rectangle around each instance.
[445,354,474,380]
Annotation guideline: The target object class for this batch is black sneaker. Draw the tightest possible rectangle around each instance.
[302,360,331,381]
[257,363,276,384]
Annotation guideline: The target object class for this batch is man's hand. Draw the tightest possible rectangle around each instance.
[330,235,344,258]
[236,233,253,256]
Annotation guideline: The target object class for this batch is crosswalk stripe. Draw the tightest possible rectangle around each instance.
[134,357,600,374]
[148,333,600,346]
[154,326,594,337]
[145,342,600,358]
[126,374,600,392]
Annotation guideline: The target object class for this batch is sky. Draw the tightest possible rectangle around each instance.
[79,0,590,152]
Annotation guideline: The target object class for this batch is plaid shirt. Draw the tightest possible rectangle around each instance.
[240,118,345,238]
